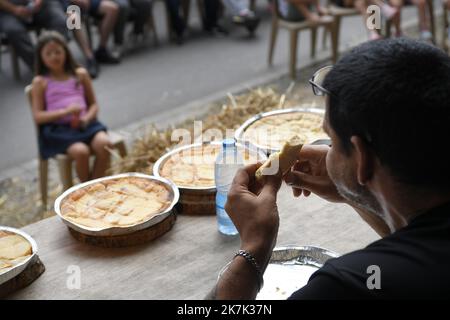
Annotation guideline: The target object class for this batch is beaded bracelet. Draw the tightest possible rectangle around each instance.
[234,249,264,292]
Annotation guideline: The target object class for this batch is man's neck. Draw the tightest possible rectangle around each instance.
[371,172,450,232]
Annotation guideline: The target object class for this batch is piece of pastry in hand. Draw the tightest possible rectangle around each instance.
[255,135,303,182]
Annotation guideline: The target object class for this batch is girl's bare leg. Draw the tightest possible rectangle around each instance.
[90,131,111,179]
[67,142,91,182]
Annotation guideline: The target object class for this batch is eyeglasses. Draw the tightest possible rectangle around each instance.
[309,66,373,144]
[309,65,333,96]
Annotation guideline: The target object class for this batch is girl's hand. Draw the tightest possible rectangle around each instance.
[80,116,90,129]
[65,104,82,116]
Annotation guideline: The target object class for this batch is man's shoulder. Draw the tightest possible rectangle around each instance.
[309,236,450,298]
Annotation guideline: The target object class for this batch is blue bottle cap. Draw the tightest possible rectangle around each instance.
[222,138,236,148]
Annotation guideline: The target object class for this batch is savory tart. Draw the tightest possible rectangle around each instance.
[256,135,303,182]
[242,112,326,150]
[159,144,261,188]
[60,177,173,229]
[0,231,33,275]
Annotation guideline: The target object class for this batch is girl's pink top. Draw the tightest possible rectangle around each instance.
[44,76,88,124]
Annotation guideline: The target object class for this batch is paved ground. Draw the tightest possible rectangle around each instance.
[0,1,425,173]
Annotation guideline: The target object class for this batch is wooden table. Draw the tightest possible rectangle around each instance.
[9,185,379,299]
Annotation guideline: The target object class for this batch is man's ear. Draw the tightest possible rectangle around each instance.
[350,136,374,186]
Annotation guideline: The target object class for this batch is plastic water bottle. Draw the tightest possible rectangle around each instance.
[215,139,244,236]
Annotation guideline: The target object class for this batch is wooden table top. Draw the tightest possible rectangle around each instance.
[9,185,379,299]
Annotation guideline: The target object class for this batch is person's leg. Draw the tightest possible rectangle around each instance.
[0,12,34,69]
[411,0,431,40]
[287,0,321,23]
[97,0,119,49]
[90,131,111,179]
[203,0,222,31]
[93,0,121,63]
[66,142,91,182]
[165,0,185,38]
[65,11,99,77]
[389,0,403,36]
[72,26,94,60]
[129,0,151,35]
[203,0,228,35]
[112,0,130,48]
[413,0,427,30]
[33,0,70,39]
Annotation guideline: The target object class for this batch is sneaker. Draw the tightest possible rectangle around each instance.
[381,4,398,20]
[86,58,99,79]
[95,48,121,64]
[232,11,260,32]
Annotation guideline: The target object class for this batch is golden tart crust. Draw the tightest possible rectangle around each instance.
[243,112,326,150]
[60,177,172,229]
[160,144,260,188]
[0,231,33,274]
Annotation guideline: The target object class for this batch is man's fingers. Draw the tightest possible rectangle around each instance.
[293,187,302,198]
[260,174,282,200]
[284,170,319,191]
[231,163,261,189]
[297,144,329,161]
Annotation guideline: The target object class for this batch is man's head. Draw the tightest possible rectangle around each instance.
[320,38,450,215]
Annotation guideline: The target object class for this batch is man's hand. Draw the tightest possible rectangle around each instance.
[225,163,282,266]
[283,144,344,203]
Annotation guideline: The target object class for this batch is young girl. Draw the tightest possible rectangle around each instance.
[31,31,111,182]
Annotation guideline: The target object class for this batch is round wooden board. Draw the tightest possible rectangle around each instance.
[68,213,177,248]
[0,256,45,298]
[177,190,216,216]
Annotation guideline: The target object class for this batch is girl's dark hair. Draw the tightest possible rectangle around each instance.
[35,31,80,77]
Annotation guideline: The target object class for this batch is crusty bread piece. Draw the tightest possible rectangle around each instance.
[255,135,303,182]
